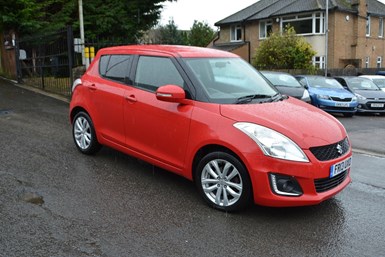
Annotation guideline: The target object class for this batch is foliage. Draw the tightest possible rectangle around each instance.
[188,20,215,47]
[0,0,175,43]
[157,19,186,45]
[253,26,317,71]
[155,20,215,46]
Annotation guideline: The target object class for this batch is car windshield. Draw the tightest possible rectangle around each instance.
[183,57,277,104]
[347,78,380,90]
[307,77,344,89]
[262,73,302,88]
[372,79,385,89]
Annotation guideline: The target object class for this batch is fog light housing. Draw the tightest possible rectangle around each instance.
[269,173,303,196]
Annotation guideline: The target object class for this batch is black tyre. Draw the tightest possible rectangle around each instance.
[195,151,252,212]
[72,111,101,154]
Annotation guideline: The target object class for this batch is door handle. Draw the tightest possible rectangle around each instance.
[88,84,97,91]
[125,95,137,102]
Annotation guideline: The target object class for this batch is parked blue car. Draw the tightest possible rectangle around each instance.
[295,75,358,117]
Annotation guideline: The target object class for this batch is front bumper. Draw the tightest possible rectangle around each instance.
[315,99,357,114]
[244,149,352,207]
[357,100,385,113]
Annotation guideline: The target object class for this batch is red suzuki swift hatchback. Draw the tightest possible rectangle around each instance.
[70,45,352,211]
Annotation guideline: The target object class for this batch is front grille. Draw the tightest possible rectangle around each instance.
[330,97,352,102]
[314,170,348,193]
[310,137,350,161]
[321,106,356,111]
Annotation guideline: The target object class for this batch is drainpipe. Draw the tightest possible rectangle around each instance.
[243,22,251,63]
[325,0,329,77]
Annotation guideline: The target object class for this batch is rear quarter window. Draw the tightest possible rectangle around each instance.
[99,55,132,83]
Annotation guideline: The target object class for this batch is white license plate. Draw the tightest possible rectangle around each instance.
[335,102,350,107]
[371,103,384,108]
[330,156,352,178]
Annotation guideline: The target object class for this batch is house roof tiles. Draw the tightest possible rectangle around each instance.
[214,0,385,26]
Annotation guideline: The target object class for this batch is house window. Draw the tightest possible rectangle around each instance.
[313,56,325,69]
[365,57,370,68]
[231,24,242,41]
[379,18,384,38]
[259,20,273,39]
[282,12,324,35]
[366,16,371,37]
[377,56,382,68]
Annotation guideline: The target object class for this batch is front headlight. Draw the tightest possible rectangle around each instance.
[301,90,311,102]
[316,94,330,100]
[234,122,309,162]
[352,96,357,102]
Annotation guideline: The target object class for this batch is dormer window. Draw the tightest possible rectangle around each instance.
[231,24,242,41]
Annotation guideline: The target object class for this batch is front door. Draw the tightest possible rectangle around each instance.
[124,55,193,171]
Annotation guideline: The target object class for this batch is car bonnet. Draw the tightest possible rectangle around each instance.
[220,98,347,149]
[353,89,385,99]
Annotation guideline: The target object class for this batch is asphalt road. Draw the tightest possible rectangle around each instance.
[1,78,385,257]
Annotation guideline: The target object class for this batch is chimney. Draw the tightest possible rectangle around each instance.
[351,0,367,18]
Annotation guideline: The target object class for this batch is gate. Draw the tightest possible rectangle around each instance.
[15,26,74,97]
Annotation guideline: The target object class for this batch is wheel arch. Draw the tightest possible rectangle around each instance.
[192,144,251,183]
[70,106,89,124]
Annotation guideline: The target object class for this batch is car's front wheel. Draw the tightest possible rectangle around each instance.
[72,111,101,154]
[195,151,252,212]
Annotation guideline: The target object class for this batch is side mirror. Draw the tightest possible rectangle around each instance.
[156,84,187,103]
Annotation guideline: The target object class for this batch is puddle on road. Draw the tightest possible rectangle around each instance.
[19,191,45,206]
[0,109,13,116]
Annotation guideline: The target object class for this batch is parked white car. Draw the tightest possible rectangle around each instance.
[359,75,385,92]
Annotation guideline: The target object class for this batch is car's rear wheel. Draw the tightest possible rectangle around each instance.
[72,111,101,154]
[195,151,252,212]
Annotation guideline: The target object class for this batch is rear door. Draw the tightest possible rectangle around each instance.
[90,54,133,146]
[123,55,193,171]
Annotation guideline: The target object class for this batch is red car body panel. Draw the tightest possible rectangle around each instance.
[70,45,352,208]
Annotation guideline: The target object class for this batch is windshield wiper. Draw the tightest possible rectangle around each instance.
[235,94,272,104]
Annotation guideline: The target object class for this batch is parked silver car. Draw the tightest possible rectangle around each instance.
[334,76,385,115]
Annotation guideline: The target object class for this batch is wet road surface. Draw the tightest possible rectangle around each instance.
[1,79,384,257]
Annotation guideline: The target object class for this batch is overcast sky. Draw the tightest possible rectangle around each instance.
[160,0,257,30]
[160,0,385,30]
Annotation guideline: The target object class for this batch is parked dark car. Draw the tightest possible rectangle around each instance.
[295,75,358,117]
[260,71,310,102]
[334,76,385,115]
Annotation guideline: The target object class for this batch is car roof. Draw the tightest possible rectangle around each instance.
[296,75,336,79]
[260,71,291,75]
[96,45,238,58]
[360,75,385,79]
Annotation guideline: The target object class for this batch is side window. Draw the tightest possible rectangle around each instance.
[134,56,184,92]
[99,55,132,83]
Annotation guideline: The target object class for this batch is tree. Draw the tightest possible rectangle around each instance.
[253,26,316,71]
[188,20,215,47]
[0,0,176,42]
[157,19,186,45]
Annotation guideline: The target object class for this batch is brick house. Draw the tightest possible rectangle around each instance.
[211,0,385,69]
